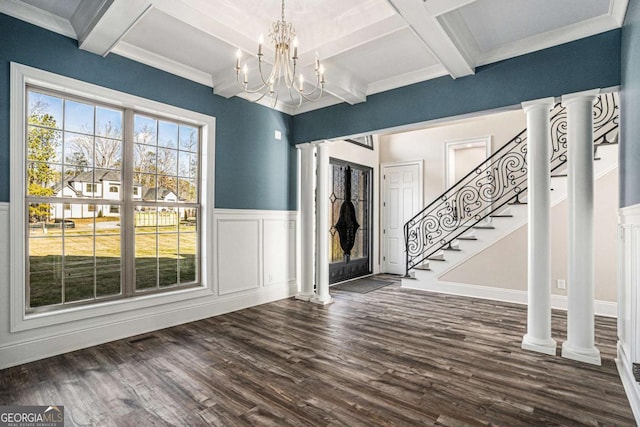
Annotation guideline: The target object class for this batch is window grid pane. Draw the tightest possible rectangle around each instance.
[25,87,202,311]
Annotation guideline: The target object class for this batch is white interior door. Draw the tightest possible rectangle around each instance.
[382,162,421,275]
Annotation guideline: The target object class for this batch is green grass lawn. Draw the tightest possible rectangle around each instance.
[28,220,197,308]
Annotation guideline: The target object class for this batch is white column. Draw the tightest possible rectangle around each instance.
[295,143,316,301]
[562,89,601,366]
[311,142,333,305]
[521,97,557,356]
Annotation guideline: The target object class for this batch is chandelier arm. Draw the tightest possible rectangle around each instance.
[236,72,270,94]
[293,71,322,98]
[256,56,274,87]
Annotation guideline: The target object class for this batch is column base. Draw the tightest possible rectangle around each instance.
[310,295,334,306]
[521,334,557,356]
[295,292,315,302]
[561,341,601,366]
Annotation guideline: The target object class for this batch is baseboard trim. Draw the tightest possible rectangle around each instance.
[0,283,295,370]
[401,279,617,317]
[616,342,640,424]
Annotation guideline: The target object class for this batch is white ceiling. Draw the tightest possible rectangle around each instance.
[1,0,628,115]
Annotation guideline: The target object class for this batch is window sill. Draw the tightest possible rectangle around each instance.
[13,282,213,333]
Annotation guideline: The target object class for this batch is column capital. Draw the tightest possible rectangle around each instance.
[561,89,601,107]
[295,142,315,150]
[521,97,556,113]
[312,140,333,149]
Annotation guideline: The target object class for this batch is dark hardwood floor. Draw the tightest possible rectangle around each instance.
[0,280,635,426]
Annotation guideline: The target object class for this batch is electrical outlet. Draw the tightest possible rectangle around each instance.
[557,279,566,289]
[274,130,282,140]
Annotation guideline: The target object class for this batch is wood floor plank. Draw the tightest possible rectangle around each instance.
[0,280,635,426]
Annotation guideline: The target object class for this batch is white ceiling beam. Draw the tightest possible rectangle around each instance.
[387,0,475,78]
[70,0,111,43]
[423,0,479,17]
[77,0,152,57]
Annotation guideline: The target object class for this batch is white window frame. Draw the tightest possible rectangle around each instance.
[9,63,215,332]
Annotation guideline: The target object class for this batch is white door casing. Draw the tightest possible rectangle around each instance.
[382,161,422,275]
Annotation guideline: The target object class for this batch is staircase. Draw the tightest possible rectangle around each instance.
[401,93,619,290]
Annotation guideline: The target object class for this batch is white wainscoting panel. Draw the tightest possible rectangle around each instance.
[617,204,640,423]
[263,219,296,286]
[213,209,298,296]
[216,218,261,295]
[0,206,298,369]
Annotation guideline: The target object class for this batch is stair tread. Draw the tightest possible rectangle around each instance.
[443,247,461,251]
[458,236,477,241]
[551,174,567,178]
[414,266,431,271]
[427,257,446,262]
[490,214,513,218]
[472,225,495,229]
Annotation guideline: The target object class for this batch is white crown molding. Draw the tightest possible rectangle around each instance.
[610,0,630,26]
[366,64,449,96]
[0,0,76,38]
[112,41,214,88]
[477,14,621,67]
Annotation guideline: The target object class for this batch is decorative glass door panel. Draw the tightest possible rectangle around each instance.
[329,159,372,284]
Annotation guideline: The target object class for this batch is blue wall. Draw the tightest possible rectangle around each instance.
[2,12,625,210]
[292,30,621,144]
[0,13,297,210]
[621,1,640,208]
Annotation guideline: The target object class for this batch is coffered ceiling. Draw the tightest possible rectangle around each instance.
[2,0,628,115]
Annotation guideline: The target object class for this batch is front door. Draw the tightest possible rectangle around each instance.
[382,162,421,275]
[329,159,372,284]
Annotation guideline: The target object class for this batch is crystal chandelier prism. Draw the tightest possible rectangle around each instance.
[235,0,325,107]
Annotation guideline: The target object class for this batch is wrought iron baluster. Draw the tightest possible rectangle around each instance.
[404,93,619,276]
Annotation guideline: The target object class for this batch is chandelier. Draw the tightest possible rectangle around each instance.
[235,0,325,107]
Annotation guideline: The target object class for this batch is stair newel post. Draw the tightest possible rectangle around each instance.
[521,97,558,356]
[561,89,601,365]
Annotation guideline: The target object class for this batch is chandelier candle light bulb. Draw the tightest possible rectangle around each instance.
[233,0,325,107]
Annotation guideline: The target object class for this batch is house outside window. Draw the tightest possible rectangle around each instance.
[20,76,205,312]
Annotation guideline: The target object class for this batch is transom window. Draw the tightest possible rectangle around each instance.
[25,87,202,311]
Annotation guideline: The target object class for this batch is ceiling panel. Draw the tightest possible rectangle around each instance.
[20,0,81,20]
[329,28,440,84]
[456,0,611,52]
[192,0,397,54]
[122,8,236,75]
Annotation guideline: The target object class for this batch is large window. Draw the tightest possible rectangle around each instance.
[24,87,202,311]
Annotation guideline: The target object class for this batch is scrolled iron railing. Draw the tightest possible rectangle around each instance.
[404,92,619,276]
